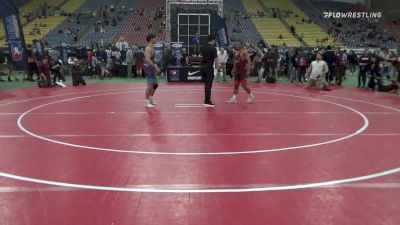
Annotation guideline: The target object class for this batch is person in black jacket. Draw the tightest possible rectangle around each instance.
[50,59,65,86]
[0,50,6,82]
[323,45,336,84]
[367,51,383,90]
[289,49,299,83]
[358,50,371,88]
[201,34,219,107]
[71,58,86,86]
[347,50,358,76]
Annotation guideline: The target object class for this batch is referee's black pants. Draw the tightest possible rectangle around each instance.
[203,66,214,104]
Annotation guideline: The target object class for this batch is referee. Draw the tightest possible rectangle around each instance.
[201,34,219,107]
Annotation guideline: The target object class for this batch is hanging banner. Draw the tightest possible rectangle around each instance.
[211,15,229,48]
[1,0,28,70]
[154,42,164,66]
[60,42,69,70]
[33,39,45,61]
[171,42,183,67]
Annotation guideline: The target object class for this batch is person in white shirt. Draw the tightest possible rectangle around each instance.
[253,46,265,83]
[305,52,331,91]
[126,47,135,78]
[216,47,228,82]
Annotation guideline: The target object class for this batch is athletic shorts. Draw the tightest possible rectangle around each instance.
[234,79,248,85]
[136,62,144,70]
[234,72,248,81]
[234,73,248,85]
[144,65,158,84]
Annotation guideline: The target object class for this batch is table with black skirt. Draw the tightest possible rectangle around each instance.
[166,65,204,82]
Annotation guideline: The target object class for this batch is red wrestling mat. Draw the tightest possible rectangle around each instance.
[0,83,399,225]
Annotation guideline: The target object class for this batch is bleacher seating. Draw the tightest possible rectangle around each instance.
[23,16,67,45]
[60,0,87,13]
[223,0,246,14]
[76,0,116,13]
[119,12,156,46]
[12,0,31,8]
[43,0,116,46]
[226,18,263,44]
[19,0,64,15]
[42,17,87,46]
[223,0,262,44]
[252,18,300,46]
[241,0,302,46]
[78,17,128,47]
[260,0,336,47]
[78,0,142,46]
[304,0,399,49]
[241,0,266,15]
[6,0,396,50]
[0,22,5,38]
[118,0,164,46]
[285,18,336,47]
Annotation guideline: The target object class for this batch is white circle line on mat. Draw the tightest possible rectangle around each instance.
[0,168,399,193]
[16,89,369,155]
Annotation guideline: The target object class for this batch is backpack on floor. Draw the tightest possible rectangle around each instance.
[266,76,276,83]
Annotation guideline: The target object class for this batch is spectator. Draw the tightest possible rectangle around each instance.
[71,58,86,86]
[39,57,52,88]
[116,37,128,51]
[102,57,112,79]
[395,56,400,95]
[305,52,330,91]
[0,50,6,82]
[252,46,264,83]
[48,48,60,62]
[86,49,94,77]
[347,50,358,76]
[367,51,383,91]
[126,47,135,78]
[50,59,65,86]
[289,49,299,83]
[323,46,336,84]
[135,48,145,78]
[358,50,372,88]
[335,49,347,85]
[265,47,279,79]
[290,25,295,34]
[297,50,308,83]
[73,32,78,43]
[217,47,229,82]
[192,33,201,56]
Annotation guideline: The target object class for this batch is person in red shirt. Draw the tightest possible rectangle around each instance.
[358,49,372,88]
[297,50,308,83]
[335,49,347,85]
[27,45,39,81]
[87,49,94,77]
[39,57,52,88]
